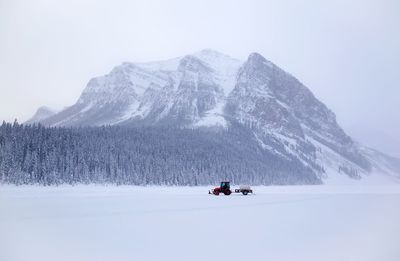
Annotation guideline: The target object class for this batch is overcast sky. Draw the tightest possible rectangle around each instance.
[0,0,399,156]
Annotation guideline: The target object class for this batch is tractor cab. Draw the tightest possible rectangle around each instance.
[220,181,230,191]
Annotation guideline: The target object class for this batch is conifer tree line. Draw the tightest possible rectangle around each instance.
[0,121,320,185]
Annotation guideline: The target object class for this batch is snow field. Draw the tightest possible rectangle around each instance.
[1,185,400,261]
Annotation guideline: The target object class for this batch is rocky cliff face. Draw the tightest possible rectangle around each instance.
[29,49,400,182]
[226,53,372,178]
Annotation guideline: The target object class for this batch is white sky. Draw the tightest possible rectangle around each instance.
[0,0,399,156]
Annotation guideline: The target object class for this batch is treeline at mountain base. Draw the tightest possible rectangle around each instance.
[0,121,320,186]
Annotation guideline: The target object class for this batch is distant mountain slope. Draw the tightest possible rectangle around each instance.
[25,106,58,125]
[26,49,400,183]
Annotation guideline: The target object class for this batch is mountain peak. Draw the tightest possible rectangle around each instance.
[196,48,227,56]
[25,106,58,124]
[178,55,211,72]
[247,52,274,67]
[193,49,241,62]
[248,52,265,60]
[37,106,55,113]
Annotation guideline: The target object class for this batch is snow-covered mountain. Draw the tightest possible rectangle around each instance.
[25,106,58,124]
[28,49,400,182]
[36,49,241,127]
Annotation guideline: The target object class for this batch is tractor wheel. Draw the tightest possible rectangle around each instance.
[242,191,248,195]
[224,189,232,195]
[214,191,220,196]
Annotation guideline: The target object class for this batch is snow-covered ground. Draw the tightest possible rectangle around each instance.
[1,185,400,261]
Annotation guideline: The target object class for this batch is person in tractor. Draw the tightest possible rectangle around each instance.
[221,181,229,191]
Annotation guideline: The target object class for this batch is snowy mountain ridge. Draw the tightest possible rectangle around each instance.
[25,106,58,124]
[28,49,400,183]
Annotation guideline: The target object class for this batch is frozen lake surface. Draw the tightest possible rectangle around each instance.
[1,185,400,261]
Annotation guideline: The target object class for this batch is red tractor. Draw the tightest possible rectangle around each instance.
[209,181,232,195]
[209,181,253,196]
